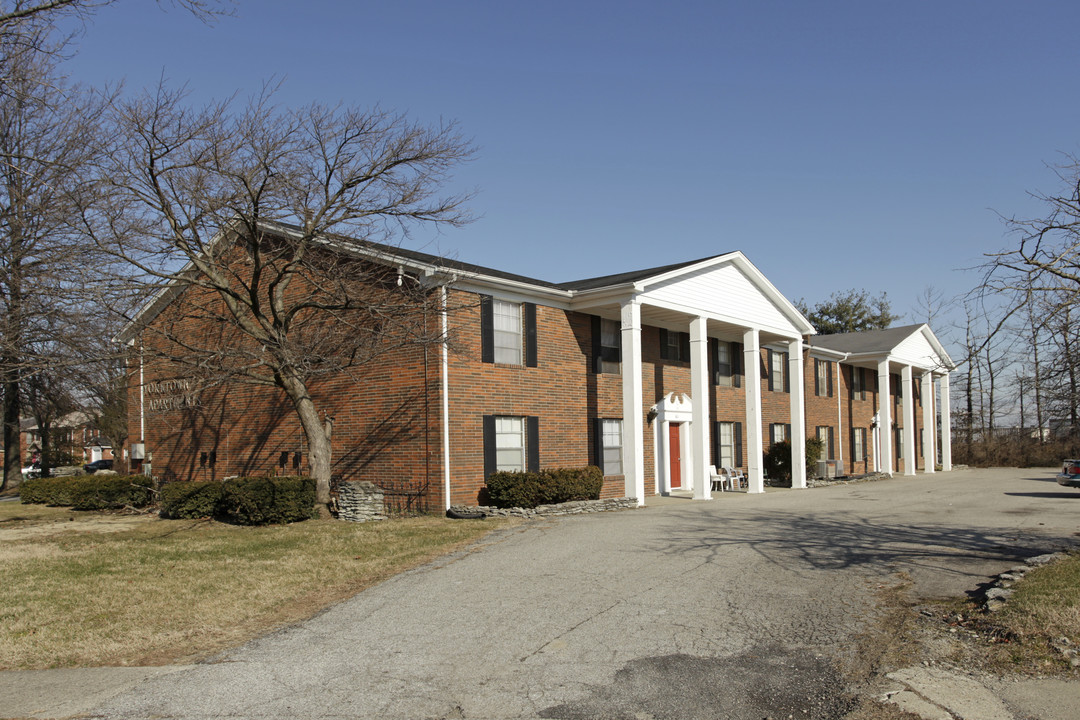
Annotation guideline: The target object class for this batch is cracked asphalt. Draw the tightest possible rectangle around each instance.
[10,467,1079,719]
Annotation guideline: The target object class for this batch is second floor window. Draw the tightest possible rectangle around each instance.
[768,349,789,392]
[493,300,522,365]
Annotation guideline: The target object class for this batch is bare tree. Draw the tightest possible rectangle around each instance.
[84,83,474,513]
[0,21,116,489]
[0,0,233,29]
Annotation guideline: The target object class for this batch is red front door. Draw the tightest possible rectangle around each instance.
[669,423,682,489]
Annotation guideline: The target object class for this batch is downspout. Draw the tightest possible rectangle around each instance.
[137,339,145,441]
[440,285,452,510]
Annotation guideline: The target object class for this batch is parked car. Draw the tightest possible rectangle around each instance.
[21,461,40,478]
[1056,459,1080,488]
[83,459,114,474]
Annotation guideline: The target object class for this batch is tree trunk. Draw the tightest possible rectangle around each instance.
[276,370,333,516]
[2,375,19,491]
[39,418,52,478]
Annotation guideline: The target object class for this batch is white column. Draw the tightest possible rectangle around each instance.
[744,328,764,493]
[621,298,645,505]
[921,372,936,474]
[902,364,915,476]
[788,338,807,489]
[878,358,893,476]
[940,373,952,471]
[690,317,711,500]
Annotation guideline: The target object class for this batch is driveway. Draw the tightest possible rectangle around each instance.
[13,468,1080,719]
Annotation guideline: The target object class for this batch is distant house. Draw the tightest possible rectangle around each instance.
[119,222,956,510]
[22,412,113,465]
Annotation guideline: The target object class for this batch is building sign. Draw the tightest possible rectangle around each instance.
[146,378,200,411]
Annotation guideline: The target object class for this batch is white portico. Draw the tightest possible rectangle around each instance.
[809,325,956,476]
[566,252,815,505]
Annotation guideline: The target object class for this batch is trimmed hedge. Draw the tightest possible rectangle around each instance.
[160,476,316,524]
[159,481,224,519]
[218,475,317,525]
[21,475,153,509]
[485,466,603,509]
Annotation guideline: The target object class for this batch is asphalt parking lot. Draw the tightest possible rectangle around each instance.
[3,467,1078,719]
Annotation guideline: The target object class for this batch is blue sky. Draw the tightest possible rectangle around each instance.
[66,1,1080,345]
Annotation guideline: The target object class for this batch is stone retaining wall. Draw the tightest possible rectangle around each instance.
[337,481,388,523]
[448,497,638,518]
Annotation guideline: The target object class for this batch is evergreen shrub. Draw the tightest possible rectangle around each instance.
[21,475,152,508]
[484,466,603,509]
[159,481,224,519]
[217,475,317,525]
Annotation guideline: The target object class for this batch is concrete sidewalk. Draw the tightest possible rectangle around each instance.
[2,468,1078,719]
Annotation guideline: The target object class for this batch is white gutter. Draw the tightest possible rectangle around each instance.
[440,285,452,510]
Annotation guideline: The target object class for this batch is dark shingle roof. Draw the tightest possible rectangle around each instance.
[557,255,727,291]
[809,324,925,354]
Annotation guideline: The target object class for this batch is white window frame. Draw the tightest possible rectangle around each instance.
[601,419,623,476]
[493,300,522,365]
[771,350,787,392]
[717,421,735,468]
[816,360,830,397]
[495,416,525,472]
[716,341,733,386]
[599,318,621,374]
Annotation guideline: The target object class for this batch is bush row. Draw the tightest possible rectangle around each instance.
[20,475,154,510]
[160,476,316,525]
[484,466,603,509]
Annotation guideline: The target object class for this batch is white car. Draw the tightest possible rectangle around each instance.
[21,461,41,479]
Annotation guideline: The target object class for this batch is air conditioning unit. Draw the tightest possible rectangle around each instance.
[129,443,145,460]
[816,460,836,478]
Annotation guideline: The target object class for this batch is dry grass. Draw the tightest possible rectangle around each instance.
[0,501,513,670]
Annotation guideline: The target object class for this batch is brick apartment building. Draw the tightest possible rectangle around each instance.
[120,224,955,510]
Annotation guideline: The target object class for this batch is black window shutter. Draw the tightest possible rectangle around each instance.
[591,316,602,372]
[526,416,540,472]
[783,353,790,393]
[785,423,791,441]
[679,332,690,362]
[827,362,834,397]
[479,295,494,364]
[712,421,721,466]
[733,342,742,387]
[482,415,496,478]
[814,359,820,396]
[524,302,538,368]
[828,428,835,460]
[708,338,718,384]
[767,349,774,391]
[593,417,604,472]
[734,422,743,468]
[659,328,669,360]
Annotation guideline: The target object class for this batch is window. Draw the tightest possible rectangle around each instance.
[600,419,623,475]
[853,427,867,462]
[713,421,743,468]
[493,300,522,365]
[714,340,741,387]
[851,367,865,401]
[816,426,835,460]
[717,422,735,468]
[483,415,539,477]
[815,359,833,397]
[767,349,789,392]
[494,416,525,472]
[480,295,537,367]
[770,423,790,447]
[895,426,903,460]
[593,316,622,373]
[659,328,689,361]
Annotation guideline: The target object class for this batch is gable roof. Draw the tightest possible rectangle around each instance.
[118,220,807,341]
[809,323,956,371]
